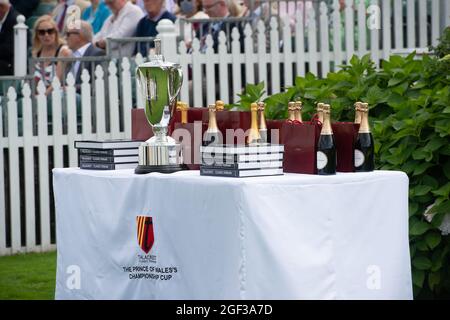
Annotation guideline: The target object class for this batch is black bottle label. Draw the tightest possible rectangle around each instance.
[354,132,374,172]
[317,134,336,175]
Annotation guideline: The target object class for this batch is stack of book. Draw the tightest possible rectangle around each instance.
[200,144,284,177]
[75,140,143,170]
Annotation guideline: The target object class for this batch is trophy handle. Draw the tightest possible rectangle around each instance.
[168,66,184,116]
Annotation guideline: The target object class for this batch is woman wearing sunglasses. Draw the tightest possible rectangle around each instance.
[32,15,71,95]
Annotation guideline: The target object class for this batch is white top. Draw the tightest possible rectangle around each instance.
[70,42,91,78]
[93,1,145,58]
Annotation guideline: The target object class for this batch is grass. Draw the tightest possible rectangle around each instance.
[0,251,56,300]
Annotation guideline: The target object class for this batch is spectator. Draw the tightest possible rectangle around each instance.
[0,0,18,76]
[241,0,273,25]
[10,0,39,19]
[176,0,208,44]
[81,0,111,34]
[93,0,144,58]
[177,0,207,19]
[135,0,176,57]
[53,0,91,33]
[32,15,71,95]
[63,20,106,86]
[201,0,243,52]
[228,0,244,17]
[136,0,176,14]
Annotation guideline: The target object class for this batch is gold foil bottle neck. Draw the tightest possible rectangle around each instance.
[294,101,303,122]
[358,103,371,133]
[247,103,261,145]
[316,102,324,123]
[258,102,267,130]
[354,102,363,124]
[207,103,218,132]
[288,102,296,121]
[320,104,333,135]
[215,100,224,112]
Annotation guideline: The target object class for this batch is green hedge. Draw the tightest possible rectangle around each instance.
[231,29,450,299]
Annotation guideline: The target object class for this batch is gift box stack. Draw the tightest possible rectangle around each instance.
[131,98,374,176]
[267,100,374,175]
[75,140,142,170]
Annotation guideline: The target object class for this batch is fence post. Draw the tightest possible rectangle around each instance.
[14,15,28,77]
[157,19,178,63]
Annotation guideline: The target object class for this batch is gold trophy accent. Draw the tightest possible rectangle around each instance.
[258,101,268,144]
[176,101,189,124]
[316,103,324,123]
[247,102,261,145]
[354,102,363,124]
[294,100,303,122]
[215,100,225,112]
[288,102,296,121]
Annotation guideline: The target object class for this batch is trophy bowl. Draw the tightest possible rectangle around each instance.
[135,39,184,174]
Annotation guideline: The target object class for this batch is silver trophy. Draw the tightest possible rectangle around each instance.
[135,39,184,174]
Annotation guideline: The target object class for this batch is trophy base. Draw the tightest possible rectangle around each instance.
[134,164,186,174]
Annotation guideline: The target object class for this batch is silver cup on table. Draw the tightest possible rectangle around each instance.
[135,38,184,174]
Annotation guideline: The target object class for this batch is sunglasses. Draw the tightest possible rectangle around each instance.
[37,28,56,36]
[66,31,80,36]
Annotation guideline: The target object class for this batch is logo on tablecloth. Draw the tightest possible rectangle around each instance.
[122,215,178,281]
[137,216,154,254]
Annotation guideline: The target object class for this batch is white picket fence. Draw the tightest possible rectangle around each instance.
[0,60,137,255]
[1,0,449,256]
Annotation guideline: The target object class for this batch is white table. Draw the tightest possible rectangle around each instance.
[53,169,413,299]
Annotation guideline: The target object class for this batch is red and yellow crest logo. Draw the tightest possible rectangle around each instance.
[137,216,154,254]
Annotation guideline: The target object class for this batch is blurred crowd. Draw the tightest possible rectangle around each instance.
[0,0,324,79]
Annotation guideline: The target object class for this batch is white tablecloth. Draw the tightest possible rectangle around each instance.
[53,169,413,300]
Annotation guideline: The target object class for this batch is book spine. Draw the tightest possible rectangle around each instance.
[201,153,284,164]
[78,149,114,156]
[201,163,240,169]
[200,168,239,177]
[79,155,116,162]
[80,162,115,170]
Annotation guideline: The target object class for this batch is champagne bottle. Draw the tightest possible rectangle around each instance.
[316,103,324,123]
[258,102,268,144]
[288,102,296,121]
[176,101,189,124]
[247,102,261,145]
[203,103,220,146]
[316,104,336,175]
[354,103,374,172]
[294,101,303,122]
[215,100,225,112]
[354,102,363,124]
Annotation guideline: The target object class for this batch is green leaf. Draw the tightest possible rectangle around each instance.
[444,162,450,180]
[412,269,425,288]
[388,77,406,87]
[410,220,431,236]
[412,184,433,196]
[413,163,434,176]
[425,231,441,250]
[428,272,441,291]
[432,182,450,197]
[412,256,432,270]
[424,137,447,153]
